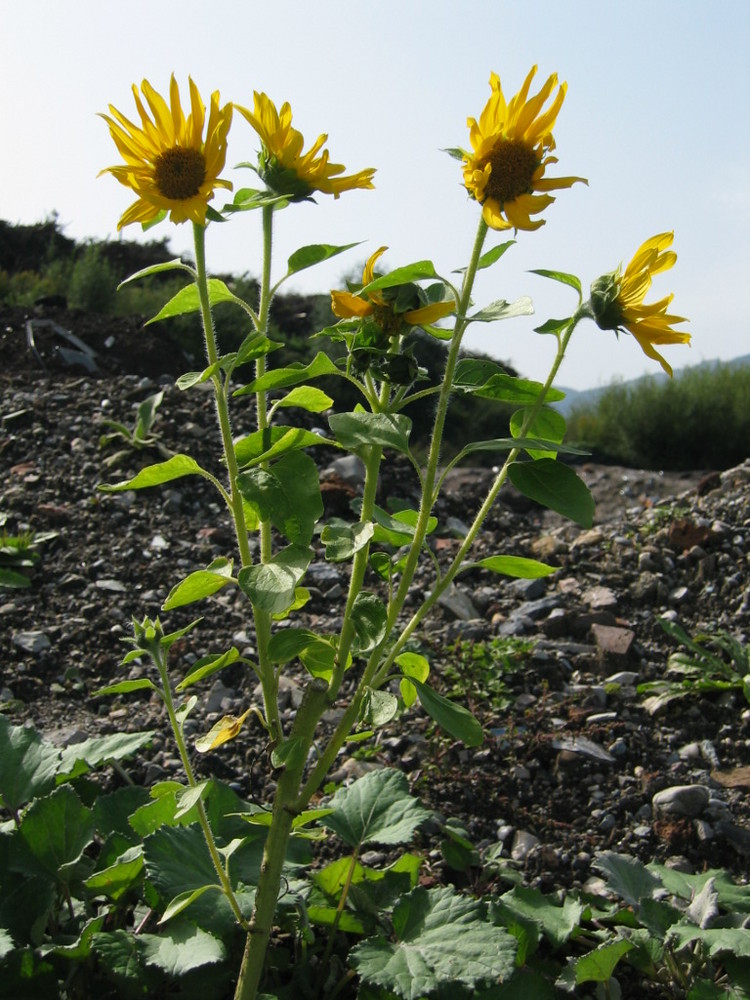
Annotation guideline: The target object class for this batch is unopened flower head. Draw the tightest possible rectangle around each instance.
[100,75,233,229]
[462,66,586,231]
[234,92,375,201]
[331,247,454,338]
[590,232,690,377]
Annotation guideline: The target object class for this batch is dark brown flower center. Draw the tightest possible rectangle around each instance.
[483,137,539,206]
[154,147,206,201]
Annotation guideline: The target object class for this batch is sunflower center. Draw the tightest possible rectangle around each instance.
[154,147,206,201]
[483,137,539,206]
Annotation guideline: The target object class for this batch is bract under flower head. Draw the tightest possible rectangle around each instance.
[590,232,690,377]
[234,92,375,201]
[99,75,233,229]
[331,247,454,337]
[462,66,586,231]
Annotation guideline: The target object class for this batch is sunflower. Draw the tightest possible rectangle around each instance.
[590,232,690,376]
[234,92,375,200]
[331,247,454,336]
[462,66,586,231]
[100,75,233,229]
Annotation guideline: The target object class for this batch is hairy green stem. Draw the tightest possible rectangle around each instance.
[234,678,330,1000]
[155,650,247,929]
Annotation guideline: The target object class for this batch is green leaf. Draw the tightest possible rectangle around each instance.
[267,628,320,664]
[118,259,194,287]
[95,678,159,698]
[85,845,144,901]
[359,688,400,727]
[162,557,235,611]
[565,939,634,985]
[361,260,439,294]
[534,316,573,336]
[0,567,31,588]
[350,592,387,653]
[146,278,245,324]
[454,240,515,274]
[595,852,663,905]
[351,885,516,998]
[0,715,61,812]
[177,647,241,691]
[159,884,223,924]
[474,373,565,404]
[237,451,323,545]
[508,459,594,527]
[329,411,412,453]
[396,652,430,708]
[234,425,334,467]
[467,555,557,579]
[99,454,207,491]
[57,730,154,780]
[323,768,433,848]
[510,406,567,460]
[411,680,483,747]
[140,920,226,974]
[19,785,95,876]
[468,296,534,323]
[453,357,508,389]
[236,351,340,394]
[276,385,334,412]
[321,519,374,562]
[530,268,582,299]
[496,886,587,950]
[287,242,360,275]
[238,544,312,614]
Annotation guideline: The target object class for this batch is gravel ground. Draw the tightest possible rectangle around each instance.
[2,302,749,903]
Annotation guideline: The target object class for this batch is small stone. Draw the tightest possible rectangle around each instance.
[437,584,480,620]
[583,585,618,610]
[12,631,51,654]
[591,624,636,662]
[652,784,709,818]
[571,528,605,549]
[511,830,540,861]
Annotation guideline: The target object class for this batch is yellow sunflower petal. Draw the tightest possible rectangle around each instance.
[195,708,253,753]
[403,300,455,325]
[331,290,375,319]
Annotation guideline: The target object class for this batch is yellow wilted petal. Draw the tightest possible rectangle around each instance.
[195,708,253,753]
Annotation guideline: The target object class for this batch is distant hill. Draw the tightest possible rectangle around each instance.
[554,354,750,416]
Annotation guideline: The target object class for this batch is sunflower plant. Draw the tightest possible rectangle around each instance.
[89,70,691,999]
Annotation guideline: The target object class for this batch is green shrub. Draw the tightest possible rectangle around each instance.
[566,361,750,470]
[68,243,118,312]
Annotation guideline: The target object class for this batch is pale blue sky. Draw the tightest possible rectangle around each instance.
[2,0,748,389]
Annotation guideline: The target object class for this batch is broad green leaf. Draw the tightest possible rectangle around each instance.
[668,924,750,959]
[236,351,339,393]
[238,451,323,545]
[350,885,516,998]
[595,852,663,906]
[396,652,430,708]
[322,519,374,562]
[468,295,534,323]
[510,406,567,460]
[456,436,587,463]
[147,278,245,323]
[300,638,339,681]
[534,316,573,336]
[267,628,320,664]
[234,425,334,467]
[562,939,633,986]
[238,545,312,614]
[99,454,207,491]
[411,680,483,747]
[270,737,307,771]
[143,823,220,903]
[475,374,565,404]
[0,567,31,588]
[361,260,439,293]
[118,259,194,287]
[453,357,508,389]
[287,242,360,275]
[329,411,412,454]
[350,592,387,653]
[359,688,400,727]
[140,920,226,974]
[530,268,582,299]
[162,557,235,611]
[57,730,154,780]
[177,647,241,691]
[453,240,515,274]
[91,930,163,994]
[467,555,557,579]
[508,459,594,527]
[129,782,202,837]
[85,845,144,901]
[0,715,61,812]
[276,386,334,412]
[323,768,432,848]
[95,678,158,698]
[159,884,222,924]
[496,885,587,950]
[19,785,95,876]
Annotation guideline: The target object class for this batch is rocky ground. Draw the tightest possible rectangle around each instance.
[2,301,749,906]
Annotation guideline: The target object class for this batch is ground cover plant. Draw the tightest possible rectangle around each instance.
[2,66,725,1000]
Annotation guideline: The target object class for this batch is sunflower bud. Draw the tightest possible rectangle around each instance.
[589,271,623,331]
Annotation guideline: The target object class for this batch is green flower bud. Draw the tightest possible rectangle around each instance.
[589,270,624,331]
